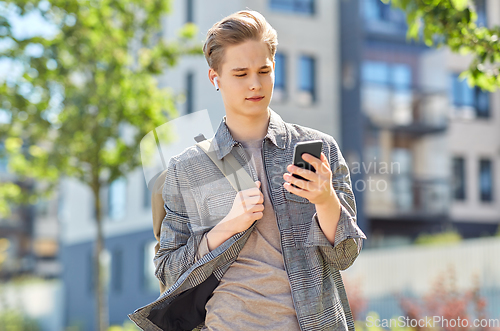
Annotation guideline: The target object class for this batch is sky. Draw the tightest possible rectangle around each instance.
[0,1,59,124]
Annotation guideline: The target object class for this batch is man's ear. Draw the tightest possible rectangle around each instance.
[208,68,218,87]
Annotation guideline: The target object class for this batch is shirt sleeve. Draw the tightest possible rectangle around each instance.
[305,138,367,271]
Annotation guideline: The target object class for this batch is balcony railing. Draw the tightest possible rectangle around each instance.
[364,173,450,219]
[362,85,449,134]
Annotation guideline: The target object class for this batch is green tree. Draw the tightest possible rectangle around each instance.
[0,1,202,330]
[385,0,500,91]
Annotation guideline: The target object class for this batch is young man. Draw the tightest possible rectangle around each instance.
[129,10,366,331]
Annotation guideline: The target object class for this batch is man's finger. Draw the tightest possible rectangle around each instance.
[288,166,314,181]
[302,153,326,174]
[320,152,331,169]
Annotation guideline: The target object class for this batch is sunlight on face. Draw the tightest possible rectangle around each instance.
[210,39,275,118]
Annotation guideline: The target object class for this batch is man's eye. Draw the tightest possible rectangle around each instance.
[235,74,246,77]
[260,71,270,74]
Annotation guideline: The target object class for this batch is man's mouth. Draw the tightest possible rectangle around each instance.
[246,96,264,101]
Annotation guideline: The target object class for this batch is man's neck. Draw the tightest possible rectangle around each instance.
[225,108,270,142]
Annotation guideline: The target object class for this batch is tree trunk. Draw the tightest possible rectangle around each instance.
[92,182,109,331]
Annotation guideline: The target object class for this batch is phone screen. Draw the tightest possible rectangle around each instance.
[291,140,323,187]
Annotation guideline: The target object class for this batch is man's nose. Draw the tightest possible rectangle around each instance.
[249,74,262,90]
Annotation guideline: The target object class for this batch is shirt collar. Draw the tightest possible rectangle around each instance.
[212,108,287,160]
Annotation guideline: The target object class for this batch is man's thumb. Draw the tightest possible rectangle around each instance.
[256,181,261,188]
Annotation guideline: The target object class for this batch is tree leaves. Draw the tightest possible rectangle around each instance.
[0,0,203,214]
[451,0,468,11]
[1,3,203,329]
[388,0,500,91]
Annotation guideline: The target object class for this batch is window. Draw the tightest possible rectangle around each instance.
[112,249,123,293]
[361,61,413,124]
[391,65,412,90]
[475,0,487,27]
[450,74,490,118]
[270,0,314,14]
[186,0,194,23]
[298,55,315,104]
[361,0,406,26]
[452,157,466,201]
[108,177,127,221]
[362,61,412,89]
[479,159,493,202]
[273,53,286,102]
[144,178,151,209]
[186,72,194,114]
[143,240,158,293]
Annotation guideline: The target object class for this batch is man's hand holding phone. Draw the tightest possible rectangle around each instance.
[206,181,264,251]
[283,141,338,207]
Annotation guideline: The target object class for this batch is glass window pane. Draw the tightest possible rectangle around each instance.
[479,159,493,202]
[391,64,412,89]
[186,0,194,23]
[270,0,314,14]
[461,79,475,107]
[299,55,315,94]
[362,61,389,85]
[144,178,151,209]
[452,157,466,200]
[475,0,487,27]
[274,53,286,89]
[475,88,490,118]
[362,0,381,20]
[383,5,406,25]
[109,177,127,220]
[186,72,194,114]
[450,74,461,106]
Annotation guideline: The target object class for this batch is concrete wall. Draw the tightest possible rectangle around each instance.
[59,168,153,246]
[61,230,158,331]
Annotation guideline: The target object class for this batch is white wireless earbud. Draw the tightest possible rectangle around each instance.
[214,77,219,91]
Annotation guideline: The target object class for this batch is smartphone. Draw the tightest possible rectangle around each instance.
[291,140,323,188]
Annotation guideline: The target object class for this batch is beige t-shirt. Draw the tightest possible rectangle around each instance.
[197,138,301,331]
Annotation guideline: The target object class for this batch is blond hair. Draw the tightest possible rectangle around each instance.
[203,10,278,74]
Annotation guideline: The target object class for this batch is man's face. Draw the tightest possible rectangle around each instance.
[210,39,275,118]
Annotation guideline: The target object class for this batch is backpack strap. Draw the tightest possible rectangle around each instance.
[195,135,256,192]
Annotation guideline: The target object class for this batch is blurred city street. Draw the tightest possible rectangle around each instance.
[1,0,499,330]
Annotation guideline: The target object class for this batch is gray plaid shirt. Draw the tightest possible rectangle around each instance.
[129,109,367,331]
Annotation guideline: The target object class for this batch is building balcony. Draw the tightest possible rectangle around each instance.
[362,85,449,136]
[364,173,450,221]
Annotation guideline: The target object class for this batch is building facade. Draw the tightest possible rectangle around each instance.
[350,0,500,247]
